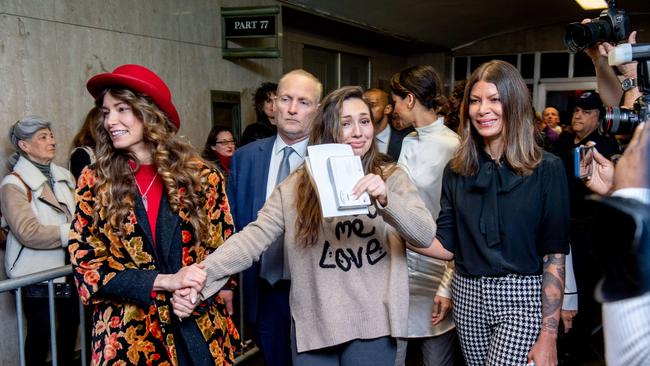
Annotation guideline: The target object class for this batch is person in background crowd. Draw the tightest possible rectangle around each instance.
[443,80,466,134]
[240,81,278,146]
[67,64,239,365]
[550,90,621,364]
[172,86,437,366]
[363,87,412,160]
[68,107,102,366]
[389,65,460,366]
[1,116,79,366]
[535,108,559,151]
[225,69,322,366]
[202,126,237,181]
[542,106,562,135]
[70,107,101,180]
[413,60,569,366]
[391,109,412,131]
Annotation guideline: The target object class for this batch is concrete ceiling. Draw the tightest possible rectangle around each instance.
[281,0,650,51]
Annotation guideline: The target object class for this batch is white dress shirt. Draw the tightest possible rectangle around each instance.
[266,136,309,199]
[264,135,309,280]
[374,124,391,155]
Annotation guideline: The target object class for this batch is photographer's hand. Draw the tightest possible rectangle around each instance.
[581,18,624,107]
[614,31,642,109]
[615,31,638,79]
[584,147,615,195]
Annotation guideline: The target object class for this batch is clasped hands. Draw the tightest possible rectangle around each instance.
[157,262,224,319]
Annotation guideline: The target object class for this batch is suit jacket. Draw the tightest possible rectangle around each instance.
[387,126,415,161]
[227,136,275,324]
[69,165,239,366]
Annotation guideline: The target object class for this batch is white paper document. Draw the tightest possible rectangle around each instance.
[305,144,370,218]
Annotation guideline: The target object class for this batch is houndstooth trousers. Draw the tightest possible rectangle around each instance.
[452,273,542,366]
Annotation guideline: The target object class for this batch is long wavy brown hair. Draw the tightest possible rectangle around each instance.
[452,60,542,176]
[295,86,395,247]
[92,88,210,243]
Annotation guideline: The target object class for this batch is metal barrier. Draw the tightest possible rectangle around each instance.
[0,265,258,366]
[0,265,84,366]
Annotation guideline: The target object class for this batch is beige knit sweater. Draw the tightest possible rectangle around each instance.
[201,166,435,352]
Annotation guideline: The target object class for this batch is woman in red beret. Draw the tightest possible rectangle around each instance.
[68,64,239,366]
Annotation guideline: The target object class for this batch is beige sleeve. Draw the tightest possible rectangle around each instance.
[379,168,436,248]
[0,183,63,249]
[201,185,286,299]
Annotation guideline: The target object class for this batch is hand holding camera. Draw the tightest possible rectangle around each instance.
[564,1,630,54]
[584,121,649,196]
[582,144,615,195]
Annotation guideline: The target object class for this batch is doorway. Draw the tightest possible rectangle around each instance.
[211,90,242,140]
[537,81,597,129]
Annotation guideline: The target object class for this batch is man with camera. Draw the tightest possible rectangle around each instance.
[583,117,650,365]
[562,4,648,363]
[571,12,649,361]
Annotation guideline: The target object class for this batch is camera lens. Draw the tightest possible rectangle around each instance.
[565,20,613,53]
[565,23,591,53]
[602,107,640,135]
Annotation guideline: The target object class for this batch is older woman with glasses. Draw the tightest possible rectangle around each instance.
[202,126,237,181]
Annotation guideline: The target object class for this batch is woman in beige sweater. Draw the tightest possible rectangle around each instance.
[172,86,436,366]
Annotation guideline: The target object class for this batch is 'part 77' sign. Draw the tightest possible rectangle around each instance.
[224,15,276,37]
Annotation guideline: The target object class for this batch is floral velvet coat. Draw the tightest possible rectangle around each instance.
[68,166,239,366]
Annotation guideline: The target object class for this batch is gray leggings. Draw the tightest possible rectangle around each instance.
[291,320,397,366]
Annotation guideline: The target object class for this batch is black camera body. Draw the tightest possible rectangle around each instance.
[603,95,650,135]
[565,2,631,53]
[601,51,650,135]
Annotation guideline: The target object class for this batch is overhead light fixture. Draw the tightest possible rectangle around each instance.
[575,0,608,10]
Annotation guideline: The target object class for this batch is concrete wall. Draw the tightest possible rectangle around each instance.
[0,1,281,364]
[0,0,283,170]
[407,51,452,89]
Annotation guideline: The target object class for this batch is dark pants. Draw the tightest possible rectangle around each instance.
[395,330,458,366]
[559,221,605,363]
[290,318,396,366]
[23,288,80,366]
[256,279,292,366]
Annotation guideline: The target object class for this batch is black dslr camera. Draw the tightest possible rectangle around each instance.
[601,44,650,135]
[564,0,631,54]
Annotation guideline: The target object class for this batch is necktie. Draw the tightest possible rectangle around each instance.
[276,146,294,186]
[260,146,294,284]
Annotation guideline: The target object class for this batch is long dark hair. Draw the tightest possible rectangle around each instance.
[295,86,395,247]
[390,65,447,112]
[451,60,541,176]
[253,82,277,121]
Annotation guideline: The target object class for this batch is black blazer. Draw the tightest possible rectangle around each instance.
[386,126,415,161]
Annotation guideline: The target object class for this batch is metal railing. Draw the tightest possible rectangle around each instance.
[0,265,85,366]
[0,265,258,366]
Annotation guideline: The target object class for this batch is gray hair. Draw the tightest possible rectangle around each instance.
[8,115,53,168]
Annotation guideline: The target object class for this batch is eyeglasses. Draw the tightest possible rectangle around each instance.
[215,140,236,145]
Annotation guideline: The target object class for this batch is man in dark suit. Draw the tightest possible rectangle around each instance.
[363,88,413,160]
[227,69,322,366]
